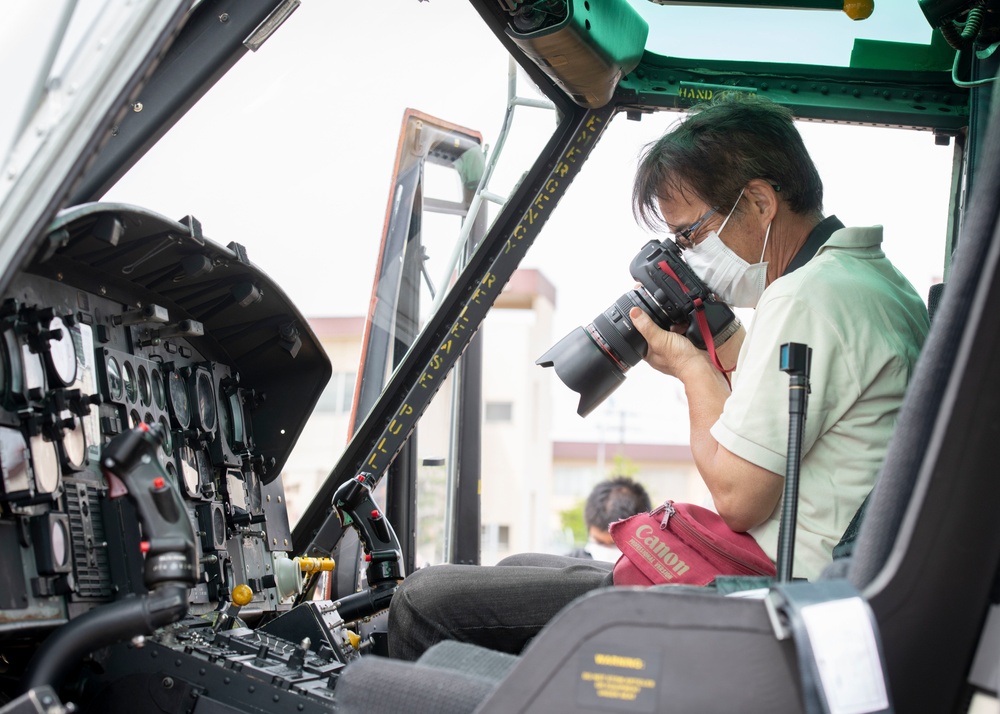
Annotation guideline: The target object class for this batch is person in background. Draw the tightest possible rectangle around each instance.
[568,476,652,562]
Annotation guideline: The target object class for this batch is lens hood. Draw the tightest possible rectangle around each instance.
[536,327,627,417]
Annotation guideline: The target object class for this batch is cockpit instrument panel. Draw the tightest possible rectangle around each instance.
[0,203,331,635]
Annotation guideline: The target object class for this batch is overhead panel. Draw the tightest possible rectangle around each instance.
[505,0,649,108]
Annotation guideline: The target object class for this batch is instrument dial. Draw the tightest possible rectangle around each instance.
[168,370,191,429]
[151,368,165,409]
[178,446,201,497]
[51,518,69,569]
[61,414,86,470]
[29,435,59,494]
[195,369,217,433]
[0,428,30,494]
[221,390,245,452]
[0,335,9,404]
[158,415,173,455]
[123,361,137,403]
[137,365,151,406]
[23,345,45,393]
[106,356,123,401]
[47,317,78,386]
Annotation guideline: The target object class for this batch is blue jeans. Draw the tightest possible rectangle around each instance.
[387,554,615,661]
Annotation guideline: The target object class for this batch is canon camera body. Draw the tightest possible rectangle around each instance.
[537,239,738,416]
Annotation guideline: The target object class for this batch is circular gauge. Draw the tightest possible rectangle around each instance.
[220,391,245,451]
[195,370,217,432]
[2,332,22,402]
[158,415,173,455]
[179,447,200,496]
[22,345,45,392]
[213,508,225,544]
[106,356,123,401]
[129,410,141,429]
[61,413,86,470]
[218,394,230,447]
[151,368,165,409]
[137,365,151,406]
[123,361,137,403]
[165,461,179,487]
[167,370,191,429]
[47,317,78,386]
[0,337,8,402]
[29,434,60,494]
[51,518,69,569]
[0,427,29,494]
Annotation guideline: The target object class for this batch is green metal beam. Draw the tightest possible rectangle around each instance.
[617,55,968,130]
[648,0,874,20]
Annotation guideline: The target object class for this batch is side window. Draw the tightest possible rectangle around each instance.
[315,372,357,414]
[485,401,513,423]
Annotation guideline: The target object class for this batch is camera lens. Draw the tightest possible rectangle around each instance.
[539,237,738,417]
[536,290,653,417]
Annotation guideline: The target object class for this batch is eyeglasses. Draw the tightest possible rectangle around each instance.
[670,205,719,250]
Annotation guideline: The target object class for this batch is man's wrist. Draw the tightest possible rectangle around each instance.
[712,316,743,348]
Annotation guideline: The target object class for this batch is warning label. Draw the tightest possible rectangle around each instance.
[576,643,661,712]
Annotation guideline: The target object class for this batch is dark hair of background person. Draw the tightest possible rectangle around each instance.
[585,476,652,531]
[632,92,824,231]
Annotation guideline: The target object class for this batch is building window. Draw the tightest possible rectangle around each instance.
[481,523,510,550]
[315,371,356,414]
[485,401,513,422]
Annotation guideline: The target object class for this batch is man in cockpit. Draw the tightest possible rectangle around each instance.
[387,92,930,661]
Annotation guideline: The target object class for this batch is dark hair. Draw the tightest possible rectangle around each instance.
[632,92,823,231]
[585,476,652,531]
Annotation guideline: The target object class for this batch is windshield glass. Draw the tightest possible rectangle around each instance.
[101,2,558,540]
[629,0,940,69]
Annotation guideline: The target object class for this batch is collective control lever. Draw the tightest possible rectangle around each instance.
[101,422,199,588]
[318,473,404,622]
[333,473,403,589]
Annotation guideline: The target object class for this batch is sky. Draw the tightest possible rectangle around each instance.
[104,1,955,445]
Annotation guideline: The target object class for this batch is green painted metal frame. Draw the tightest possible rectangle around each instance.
[619,55,967,130]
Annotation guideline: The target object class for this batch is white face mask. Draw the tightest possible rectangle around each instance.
[683,189,771,309]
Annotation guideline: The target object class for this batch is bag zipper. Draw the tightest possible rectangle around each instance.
[659,500,772,576]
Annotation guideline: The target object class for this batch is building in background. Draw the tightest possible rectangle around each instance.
[280,269,702,564]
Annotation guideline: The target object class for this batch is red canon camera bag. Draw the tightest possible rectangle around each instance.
[610,500,776,587]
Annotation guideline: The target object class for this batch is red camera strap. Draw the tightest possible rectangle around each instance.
[656,260,733,387]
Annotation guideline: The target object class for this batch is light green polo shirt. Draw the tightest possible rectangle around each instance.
[711,225,929,581]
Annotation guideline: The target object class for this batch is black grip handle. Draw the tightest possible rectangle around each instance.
[333,473,403,589]
[102,423,199,587]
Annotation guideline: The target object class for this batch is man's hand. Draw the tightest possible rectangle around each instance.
[629,307,746,375]
[628,307,706,379]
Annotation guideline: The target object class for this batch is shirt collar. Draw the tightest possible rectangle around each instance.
[782,215,846,276]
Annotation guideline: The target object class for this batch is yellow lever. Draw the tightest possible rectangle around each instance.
[296,557,336,573]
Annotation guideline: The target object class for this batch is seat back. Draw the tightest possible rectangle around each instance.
[843,105,1000,711]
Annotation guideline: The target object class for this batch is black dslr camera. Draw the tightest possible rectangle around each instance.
[536,239,738,416]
